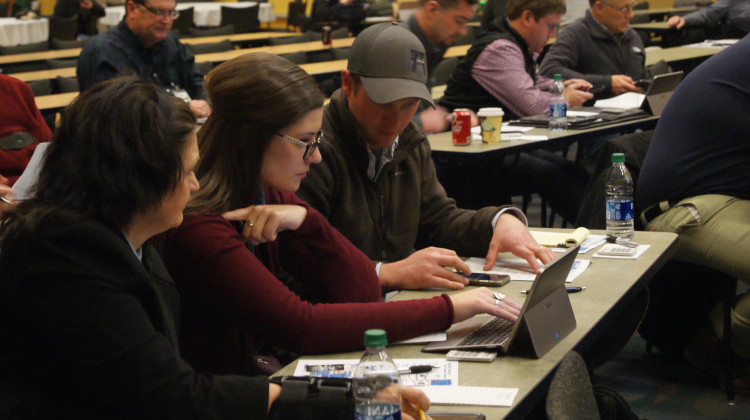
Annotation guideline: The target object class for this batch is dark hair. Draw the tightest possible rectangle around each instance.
[187,52,324,214]
[0,76,195,252]
[506,0,566,20]
[418,0,479,8]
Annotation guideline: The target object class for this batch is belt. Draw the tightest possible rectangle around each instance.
[640,199,678,226]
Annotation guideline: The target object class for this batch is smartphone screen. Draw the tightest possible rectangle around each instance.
[463,273,510,287]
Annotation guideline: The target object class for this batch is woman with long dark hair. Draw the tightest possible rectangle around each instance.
[161,53,522,377]
[0,77,278,418]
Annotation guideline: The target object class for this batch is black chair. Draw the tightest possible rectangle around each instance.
[220,5,259,34]
[306,49,334,63]
[331,47,349,60]
[50,37,89,49]
[188,25,234,37]
[26,79,53,96]
[46,58,78,69]
[171,7,194,37]
[331,26,350,39]
[629,1,650,25]
[48,15,79,42]
[428,57,458,88]
[546,351,601,420]
[286,1,309,32]
[55,76,79,93]
[280,51,307,64]
[647,58,672,76]
[0,40,49,55]
[185,39,233,55]
[193,61,214,76]
[268,33,309,45]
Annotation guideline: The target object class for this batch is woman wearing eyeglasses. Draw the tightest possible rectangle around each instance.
[160,53,521,377]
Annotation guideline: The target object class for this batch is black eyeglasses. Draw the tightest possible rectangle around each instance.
[276,131,324,160]
[134,1,180,19]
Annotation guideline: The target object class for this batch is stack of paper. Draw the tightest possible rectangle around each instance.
[531,227,590,248]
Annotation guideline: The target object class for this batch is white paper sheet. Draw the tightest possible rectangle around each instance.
[464,258,590,282]
[292,358,459,387]
[423,386,518,406]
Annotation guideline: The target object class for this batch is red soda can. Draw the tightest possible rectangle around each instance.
[322,26,332,46]
[452,109,471,146]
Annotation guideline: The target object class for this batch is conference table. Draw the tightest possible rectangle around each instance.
[0,31,298,67]
[0,16,48,47]
[273,230,679,419]
[99,2,276,27]
[427,115,659,162]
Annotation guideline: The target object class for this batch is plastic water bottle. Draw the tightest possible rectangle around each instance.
[549,74,567,131]
[353,329,401,420]
[605,153,634,240]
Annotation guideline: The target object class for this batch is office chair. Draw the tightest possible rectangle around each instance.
[46,58,78,69]
[55,76,79,93]
[50,37,89,49]
[188,25,234,37]
[546,351,601,420]
[185,39,233,55]
[220,5,259,34]
[171,7,194,37]
[48,15,79,42]
[287,1,309,32]
[428,57,458,88]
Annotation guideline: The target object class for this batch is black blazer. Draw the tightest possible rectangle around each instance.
[0,220,268,419]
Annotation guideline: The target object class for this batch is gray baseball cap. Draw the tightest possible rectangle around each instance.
[347,23,435,107]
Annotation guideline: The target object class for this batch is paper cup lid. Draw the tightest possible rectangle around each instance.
[477,107,504,117]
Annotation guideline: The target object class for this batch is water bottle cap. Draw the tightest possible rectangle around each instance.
[611,153,625,163]
[364,329,388,347]
[553,74,563,81]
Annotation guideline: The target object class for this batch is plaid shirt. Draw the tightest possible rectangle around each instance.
[471,39,553,117]
[77,21,206,100]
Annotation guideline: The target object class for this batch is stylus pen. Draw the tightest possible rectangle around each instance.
[398,365,436,375]
[520,287,586,294]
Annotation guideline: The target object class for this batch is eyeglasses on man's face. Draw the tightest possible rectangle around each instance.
[134,1,180,19]
[600,1,637,13]
[276,131,324,160]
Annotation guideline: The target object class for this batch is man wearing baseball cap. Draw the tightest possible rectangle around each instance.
[297,23,554,292]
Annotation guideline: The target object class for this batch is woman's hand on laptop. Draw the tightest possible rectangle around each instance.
[450,287,522,323]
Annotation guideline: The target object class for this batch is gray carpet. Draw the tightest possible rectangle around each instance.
[594,334,750,419]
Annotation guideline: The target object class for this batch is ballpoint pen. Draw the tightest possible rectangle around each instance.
[398,365,437,375]
[520,287,585,294]
[0,197,11,205]
[606,237,639,248]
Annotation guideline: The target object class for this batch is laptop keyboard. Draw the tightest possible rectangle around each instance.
[456,317,513,346]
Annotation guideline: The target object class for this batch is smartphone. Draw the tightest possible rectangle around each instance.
[463,273,510,287]
[426,413,486,420]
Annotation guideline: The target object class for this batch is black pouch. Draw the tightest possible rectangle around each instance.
[593,384,641,420]
[270,376,354,420]
[0,132,35,151]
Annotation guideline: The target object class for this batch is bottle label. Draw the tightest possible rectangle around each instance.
[355,403,401,420]
[606,199,633,221]
[550,102,566,118]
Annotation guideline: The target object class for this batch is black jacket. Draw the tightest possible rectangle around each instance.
[0,220,269,419]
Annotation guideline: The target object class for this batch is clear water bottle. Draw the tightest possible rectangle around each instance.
[549,74,567,131]
[605,153,634,240]
[353,329,401,420]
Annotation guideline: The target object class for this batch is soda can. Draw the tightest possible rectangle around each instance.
[451,109,471,146]
[322,26,332,46]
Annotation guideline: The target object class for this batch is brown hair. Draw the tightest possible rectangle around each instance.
[506,0,566,20]
[187,52,324,214]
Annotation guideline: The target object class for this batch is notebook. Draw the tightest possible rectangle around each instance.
[422,245,579,358]
[511,71,684,129]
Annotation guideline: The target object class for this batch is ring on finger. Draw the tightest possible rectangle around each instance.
[495,299,500,306]
[494,292,505,301]
[245,219,254,228]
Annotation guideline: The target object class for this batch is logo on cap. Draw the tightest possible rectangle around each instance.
[410,49,427,76]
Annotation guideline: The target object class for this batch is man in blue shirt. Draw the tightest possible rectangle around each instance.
[77,0,210,117]
[667,0,750,38]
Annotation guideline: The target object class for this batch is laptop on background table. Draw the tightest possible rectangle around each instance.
[510,71,684,129]
[422,245,579,359]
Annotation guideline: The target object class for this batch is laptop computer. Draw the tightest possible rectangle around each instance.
[422,245,579,358]
[511,71,684,129]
